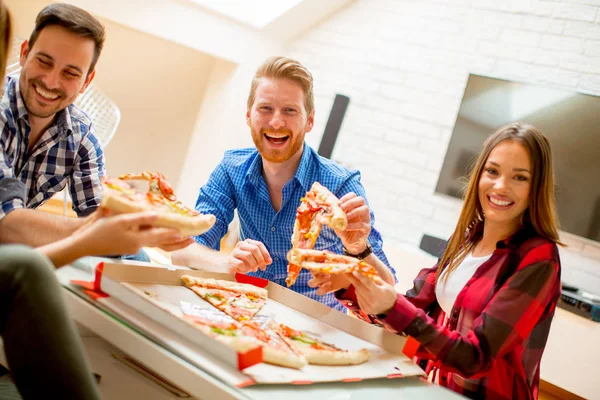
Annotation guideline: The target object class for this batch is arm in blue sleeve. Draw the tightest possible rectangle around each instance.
[193,160,237,250]
[335,170,397,281]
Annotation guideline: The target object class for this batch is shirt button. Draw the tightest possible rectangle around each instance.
[271,226,276,232]
[273,256,279,262]
[347,301,353,307]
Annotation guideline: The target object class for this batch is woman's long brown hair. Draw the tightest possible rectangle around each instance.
[438,122,563,282]
[0,0,12,82]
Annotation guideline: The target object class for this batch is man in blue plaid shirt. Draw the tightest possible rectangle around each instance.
[173,57,396,311]
[0,4,107,247]
[0,4,192,251]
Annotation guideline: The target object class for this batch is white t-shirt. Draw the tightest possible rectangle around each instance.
[435,252,492,315]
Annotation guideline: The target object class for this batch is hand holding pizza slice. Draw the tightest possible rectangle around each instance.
[101,173,216,237]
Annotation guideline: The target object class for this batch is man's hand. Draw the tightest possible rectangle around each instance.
[346,271,398,315]
[228,239,272,274]
[335,192,371,255]
[307,272,350,296]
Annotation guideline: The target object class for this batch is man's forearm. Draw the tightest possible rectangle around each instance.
[172,242,230,273]
[0,209,85,246]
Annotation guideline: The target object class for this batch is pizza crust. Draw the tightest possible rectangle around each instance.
[181,276,268,299]
[261,345,308,369]
[274,324,370,366]
[302,347,370,365]
[101,191,216,236]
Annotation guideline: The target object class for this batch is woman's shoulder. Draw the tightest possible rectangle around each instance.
[511,228,560,264]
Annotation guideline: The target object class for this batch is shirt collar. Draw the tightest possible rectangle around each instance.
[245,142,314,191]
[470,221,537,250]
[492,223,537,250]
[292,144,313,193]
[245,151,264,188]
[9,76,28,125]
[11,75,73,138]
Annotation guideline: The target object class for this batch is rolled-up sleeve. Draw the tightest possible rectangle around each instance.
[193,160,237,249]
[0,130,25,221]
[336,170,397,281]
[0,177,26,221]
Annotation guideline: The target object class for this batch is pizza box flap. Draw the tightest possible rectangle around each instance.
[71,258,424,385]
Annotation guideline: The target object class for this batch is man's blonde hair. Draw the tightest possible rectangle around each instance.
[247,56,314,115]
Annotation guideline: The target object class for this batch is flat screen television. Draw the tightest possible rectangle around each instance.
[436,74,600,243]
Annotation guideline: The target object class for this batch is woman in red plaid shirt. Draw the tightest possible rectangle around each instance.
[310,122,562,400]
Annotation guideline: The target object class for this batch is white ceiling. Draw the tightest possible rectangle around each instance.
[66,0,354,64]
[189,0,303,28]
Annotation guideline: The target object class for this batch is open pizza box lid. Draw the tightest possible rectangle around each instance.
[69,258,425,387]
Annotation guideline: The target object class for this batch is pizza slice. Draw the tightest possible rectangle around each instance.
[119,172,178,201]
[182,313,260,355]
[275,323,370,366]
[291,197,324,249]
[181,276,268,321]
[241,318,307,369]
[287,248,382,283]
[287,198,324,287]
[309,182,347,231]
[101,174,215,237]
[181,304,306,369]
[287,182,348,287]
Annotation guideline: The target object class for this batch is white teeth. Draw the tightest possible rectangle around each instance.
[265,134,288,139]
[489,197,512,206]
[34,86,59,100]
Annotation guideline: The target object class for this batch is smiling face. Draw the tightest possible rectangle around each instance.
[18,25,95,121]
[478,140,532,232]
[246,77,314,164]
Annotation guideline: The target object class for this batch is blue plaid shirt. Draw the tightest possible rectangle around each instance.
[0,76,105,220]
[194,144,394,311]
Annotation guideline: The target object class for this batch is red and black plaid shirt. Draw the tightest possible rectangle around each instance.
[337,225,561,400]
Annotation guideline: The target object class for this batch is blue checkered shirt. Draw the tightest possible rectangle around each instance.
[0,76,105,220]
[194,144,395,311]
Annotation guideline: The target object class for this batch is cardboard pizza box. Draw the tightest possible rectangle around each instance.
[70,258,424,387]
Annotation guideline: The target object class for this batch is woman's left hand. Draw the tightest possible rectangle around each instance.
[347,271,398,315]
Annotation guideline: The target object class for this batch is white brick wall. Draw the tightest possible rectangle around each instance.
[287,0,600,291]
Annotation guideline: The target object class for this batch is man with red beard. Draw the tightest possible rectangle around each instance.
[173,57,395,310]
